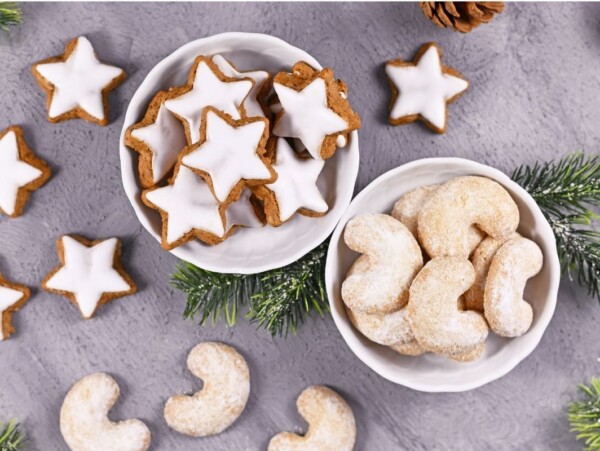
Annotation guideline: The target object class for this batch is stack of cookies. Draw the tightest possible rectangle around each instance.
[341,176,544,362]
[125,56,361,250]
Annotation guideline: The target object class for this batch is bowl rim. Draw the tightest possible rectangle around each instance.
[325,157,561,392]
[119,32,360,274]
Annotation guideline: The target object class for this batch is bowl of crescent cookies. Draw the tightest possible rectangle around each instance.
[325,158,561,392]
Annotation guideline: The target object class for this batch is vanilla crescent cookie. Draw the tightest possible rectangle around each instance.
[0,274,30,341]
[42,235,137,319]
[390,340,427,357]
[164,342,250,437]
[32,36,126,126]
[165,56,253,144]
[0,125,51,217]
[180,107,275,204]
[484,237,543,337]
[342,214,423,314]
[268,385,356,451]
[60,373,151,451]
[408,257,488,358]
[418,176,519,258]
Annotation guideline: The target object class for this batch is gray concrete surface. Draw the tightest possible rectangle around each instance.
[0,2,598,450]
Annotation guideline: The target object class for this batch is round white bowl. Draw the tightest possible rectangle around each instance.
[325,158,560,392]
[120,32,359,274]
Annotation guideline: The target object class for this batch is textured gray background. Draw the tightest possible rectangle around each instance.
[0,2,598,450]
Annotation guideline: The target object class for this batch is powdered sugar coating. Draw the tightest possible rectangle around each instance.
[390,340,426,356]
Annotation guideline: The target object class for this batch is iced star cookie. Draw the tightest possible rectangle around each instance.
[272,62,361,160]
[42,235,137,319]
[385,42,468,133]
[180,107,275,204]
[212,54,271,118]
[32,36,126,126]
[253,138,327,226]
[0,275,30,341]
[0,126,51,217]
[142,164,228,249]
[125,90,188,188]
[224,189,265,233]
[165,56,254,144]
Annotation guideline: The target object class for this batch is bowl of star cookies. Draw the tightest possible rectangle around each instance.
[325,158,561,392]
[120,32,361,274]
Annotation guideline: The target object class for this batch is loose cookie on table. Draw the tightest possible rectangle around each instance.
[164,56,254,144]
[268,385,356,451]
[385,42,468,133]
[272,62,361,160]
[32,36,126,126]
[0,274,30,341]
[0,125,51,217]
[42,235,137,319]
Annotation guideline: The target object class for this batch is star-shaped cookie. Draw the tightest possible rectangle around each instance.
[32,36,126,126]
[272,64,361,160]
[42,235,137,319]
[385,42,468,133]
[165,56,254,144]
[181,107,274,204]
[0,126,51,217]
[254,138,328,226]
[142,165,227,249]
[0,275,30,341]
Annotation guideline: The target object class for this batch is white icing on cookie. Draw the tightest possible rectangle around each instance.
[0,130,43,216]
[165,60,253,143]
[336,134,347,147]
[267,138,327,222]
[34,36,124,121]
[181,110,271,202]
[386,45,468,130]
[0,285,25,341]
[44,236,133,319]
[130,104,187,184]
[212,54,269,118]
[144,166,225,244]
[273,77,348,160]
[225,189,262,232]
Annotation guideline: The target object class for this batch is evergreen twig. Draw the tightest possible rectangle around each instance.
[568,378,600,450]
[0,3,21,31]
[0,420,26,451]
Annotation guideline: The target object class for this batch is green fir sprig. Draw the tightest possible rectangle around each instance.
[171,241,329,337]
[0,420,26,451]
[568,378,600,450]
[512,152,600,300]
[0,3,21,31]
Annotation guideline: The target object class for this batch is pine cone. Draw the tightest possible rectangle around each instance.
[420,2,505,33]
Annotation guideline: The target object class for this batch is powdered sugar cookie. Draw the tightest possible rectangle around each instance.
[165,56,253,144]
[142,164,227,249]
[212,54,271,118]
[268,385,356,451]
[391,185,439,237]
[0,125,51,217]
[253,138,327,226]
[125,90,187,188]
[272,62,361,160]
[0,275,30,341]
[60,373,151,451]
[408,257,488,358]
[390,340,426,357]
[418,176,518,258]
[385,42,468,133]
[42,235,137,319]
[32,36,126,126]
[484,237,543,337]
[164,341,250,437]
[342,214,423,313]
[180,107,275,203]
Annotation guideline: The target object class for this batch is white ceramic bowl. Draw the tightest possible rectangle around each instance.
[120,32,359,274]
[325,158,560,392]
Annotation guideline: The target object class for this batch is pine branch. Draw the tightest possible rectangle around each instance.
[512,152,600,301]
[568,378,600,450]
[0,420,26,451]
[0,3,21,31]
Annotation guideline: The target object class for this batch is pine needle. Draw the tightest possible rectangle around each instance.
[0,3,22,32]
[568,378,600,450]
[512,152,600,301]
[0,420,26,451]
